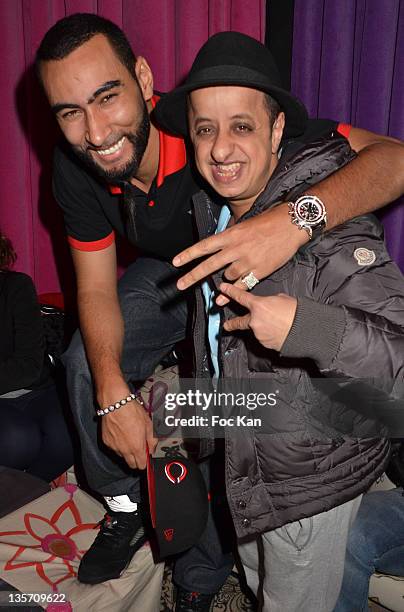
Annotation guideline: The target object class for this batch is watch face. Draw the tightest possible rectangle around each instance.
[295,196,326,225]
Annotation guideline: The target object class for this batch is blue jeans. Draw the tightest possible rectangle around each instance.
[334,487,404,612]
[63,257,188,499]
[63,256,233,593]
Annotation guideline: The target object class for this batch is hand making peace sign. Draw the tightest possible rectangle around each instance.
[219,282,298,353]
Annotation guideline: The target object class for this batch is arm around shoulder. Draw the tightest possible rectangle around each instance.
[307,127,404,229]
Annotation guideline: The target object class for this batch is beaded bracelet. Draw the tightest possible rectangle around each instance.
[96,392,143,417]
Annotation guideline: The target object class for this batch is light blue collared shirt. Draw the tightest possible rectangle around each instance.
[201,204,231,380]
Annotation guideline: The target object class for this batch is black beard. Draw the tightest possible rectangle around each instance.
[72,101,151,183]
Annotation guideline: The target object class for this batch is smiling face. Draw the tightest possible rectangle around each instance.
[40,34,154,182]
[188,86,285,219]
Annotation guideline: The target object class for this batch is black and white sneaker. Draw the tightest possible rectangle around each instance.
[78,509,147,584]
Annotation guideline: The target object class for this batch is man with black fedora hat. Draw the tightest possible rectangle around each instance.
[35,14,404,610]
[154,29,308,139]
[154,31,404,611]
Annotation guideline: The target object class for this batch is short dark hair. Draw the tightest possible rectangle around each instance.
[0,231,16,271]
[36,13,136,82]
[263,93,281,125]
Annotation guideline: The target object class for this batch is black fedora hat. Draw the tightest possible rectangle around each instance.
[154,31,308,139]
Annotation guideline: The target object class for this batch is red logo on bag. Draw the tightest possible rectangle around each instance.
[164,461,187,484]
[163,528,174,541]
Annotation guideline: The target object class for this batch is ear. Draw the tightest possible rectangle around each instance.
[135,56,154,102]
[271,111,285,154]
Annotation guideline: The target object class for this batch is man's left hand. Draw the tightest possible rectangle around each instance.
[172,203,307,304]
[219,282,297,352]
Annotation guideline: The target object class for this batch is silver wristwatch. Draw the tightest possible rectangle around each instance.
[288,195,327,240]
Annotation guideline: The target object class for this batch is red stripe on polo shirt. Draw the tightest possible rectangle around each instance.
[337,123,351,139]
[68,231,115,251]
[108,95,187,195]
[109,185,122,195]
[108,184,122,195]
[152,95,187,187]
[156,129,187,187]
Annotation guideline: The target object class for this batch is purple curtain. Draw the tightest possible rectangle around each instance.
[0,0,265,294]
[291,0,404,271]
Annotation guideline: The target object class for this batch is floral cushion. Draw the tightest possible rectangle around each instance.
[0,486,163,611]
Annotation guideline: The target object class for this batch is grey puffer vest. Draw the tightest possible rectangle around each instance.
[192,132,403,538]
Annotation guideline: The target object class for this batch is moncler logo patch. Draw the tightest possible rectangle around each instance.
[354,247,376,266]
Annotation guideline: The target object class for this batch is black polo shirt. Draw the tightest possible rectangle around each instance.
[53,126,201,260]
[53,118,349,261]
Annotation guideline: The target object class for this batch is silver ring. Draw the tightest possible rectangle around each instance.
[240,271,259,290]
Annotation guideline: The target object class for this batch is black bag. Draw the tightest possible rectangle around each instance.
[39,304,66,365]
